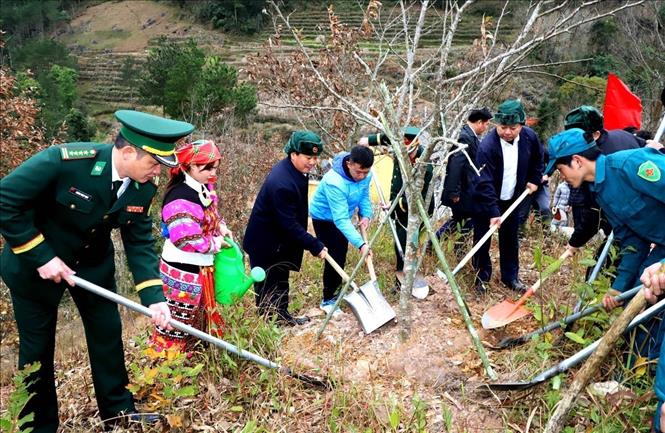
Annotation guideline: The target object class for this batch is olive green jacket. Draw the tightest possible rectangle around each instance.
[0,143,164,305]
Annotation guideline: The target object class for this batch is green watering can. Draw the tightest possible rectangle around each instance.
[214,237,265,305]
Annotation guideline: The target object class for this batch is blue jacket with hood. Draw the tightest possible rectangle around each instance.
[310,152,373,249]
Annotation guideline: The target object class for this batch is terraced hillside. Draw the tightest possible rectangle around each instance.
[71,1,518,113]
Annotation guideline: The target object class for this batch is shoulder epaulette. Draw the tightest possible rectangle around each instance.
[60,146,98,160]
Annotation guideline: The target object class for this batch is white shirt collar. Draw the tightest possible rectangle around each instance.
[184,172,213,206]
[500,134,520,147]
[110,152,130,194]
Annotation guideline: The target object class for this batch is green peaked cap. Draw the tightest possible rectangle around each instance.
[283,130,324,156]
[115,110,195,167]
[402,126,421,138]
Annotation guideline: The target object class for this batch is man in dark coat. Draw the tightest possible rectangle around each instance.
[439,107,493,240]
[243,131,326,326]
[471,99,543,294]
[0,110,192,432]
[563,106,642,278]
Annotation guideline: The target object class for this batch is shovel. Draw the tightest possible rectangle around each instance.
[324,254,396,334]
[481,249,573,329]
[437,187,533,284]
[486,296,664,391]
[496,284,643,349]
[71,276,331,389]
[371,171,429,298]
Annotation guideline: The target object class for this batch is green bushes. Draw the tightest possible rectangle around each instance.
[139,37,257,125]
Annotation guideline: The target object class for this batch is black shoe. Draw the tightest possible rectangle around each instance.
[104,410,162,430]
[503,279,527,293]
[475,281,490,295]
[276,310,310,326]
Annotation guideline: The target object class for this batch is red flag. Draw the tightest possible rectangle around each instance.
[603,73,642,130]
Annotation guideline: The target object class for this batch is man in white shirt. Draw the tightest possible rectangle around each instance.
[470,99,543,294]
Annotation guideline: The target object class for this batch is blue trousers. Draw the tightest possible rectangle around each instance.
[472,199,520,284]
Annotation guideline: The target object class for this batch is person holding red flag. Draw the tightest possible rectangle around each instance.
[148,139,232,357]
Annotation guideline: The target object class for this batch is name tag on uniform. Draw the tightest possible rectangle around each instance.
[126,205,144,213]
[69,187,92,201]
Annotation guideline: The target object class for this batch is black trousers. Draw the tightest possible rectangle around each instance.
[472,198,520,284]
[250,257,292,315]
[312,219,349,302]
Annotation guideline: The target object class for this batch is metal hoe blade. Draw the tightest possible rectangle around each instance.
[486,297,664,391]
[481,301,531,329]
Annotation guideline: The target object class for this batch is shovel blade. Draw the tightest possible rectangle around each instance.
[396,272,430,299]
[484,380,542,391]
[344,281,396,334]
[481,301,531,329]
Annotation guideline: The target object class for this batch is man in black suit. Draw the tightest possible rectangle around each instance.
[439,107,493,241]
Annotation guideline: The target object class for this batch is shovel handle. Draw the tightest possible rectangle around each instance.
[324,254,362,291]
[452,188,532,276]
[359,225,377,281]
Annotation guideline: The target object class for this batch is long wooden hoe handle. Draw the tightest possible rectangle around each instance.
[324,254,362,291]
[452,187,532,276]
[359,225,377,281]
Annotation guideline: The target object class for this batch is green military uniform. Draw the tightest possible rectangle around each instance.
[0,111,194,433]
[367,127,434,271]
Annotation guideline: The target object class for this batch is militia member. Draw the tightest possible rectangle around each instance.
[546,128,664,360]
[562,106,642,277]
[0,110,194,432]
[471,99,543,294]
[149,139,232,356]
[310,145,374,315]
[243,131,327,326]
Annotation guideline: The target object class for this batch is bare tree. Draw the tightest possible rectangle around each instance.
[249,0,644,379]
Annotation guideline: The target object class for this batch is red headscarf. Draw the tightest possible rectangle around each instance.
[169,139,221,178]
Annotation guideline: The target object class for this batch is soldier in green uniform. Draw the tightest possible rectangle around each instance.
[0,110,194,432]
[359,126,434,274]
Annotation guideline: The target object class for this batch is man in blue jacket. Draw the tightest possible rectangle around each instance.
[310,146,374,314]
[471,99,543,294]
[562,106,642,279]
[439,107,493,240]
[546,128,664,360]
[243,131,327,326]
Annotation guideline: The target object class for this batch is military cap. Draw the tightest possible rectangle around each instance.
[283,130,324,156]
[115,110,195,168]
[494,99,526,125]
[468,107,493,122]
[545,128,597,174]
[564,105,604,133]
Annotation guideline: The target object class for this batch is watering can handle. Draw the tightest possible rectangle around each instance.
[324,254,362,291]
[359,226,377,281]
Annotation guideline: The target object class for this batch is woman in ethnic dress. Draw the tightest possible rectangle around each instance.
[149,139,231,356]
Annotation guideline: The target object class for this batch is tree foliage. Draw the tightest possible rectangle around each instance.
[193,0,267,35]
[139,37,257,125]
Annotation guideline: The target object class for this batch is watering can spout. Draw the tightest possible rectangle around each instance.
[214,237,266,305]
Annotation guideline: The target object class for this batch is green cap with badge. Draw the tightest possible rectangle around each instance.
[494,99,526,125]
[283,130,324,156]
[545,128,597,174]
[115,110,195,168]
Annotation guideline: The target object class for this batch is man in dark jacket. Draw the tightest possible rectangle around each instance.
[243,131,327,326]
[471,99,543,294]
[563,106,642,278]
[439,107,493,240]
